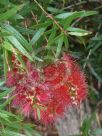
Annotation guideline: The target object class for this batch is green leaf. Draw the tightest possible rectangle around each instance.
[47,33,63,46]
[0,80,5,87]
[48,26,57,41]
[31,21,52,29]
[64,35,69,50]
[1,110,20,119]
[2,41,27,69]
[47,7,63,13]
[0,28,11,37]
[30,28,46,46]
[14,14,24,20]
[25,130,32,136]
[56,12,74,19]
[6,36,33,61]
[3,24,32,52]
[0,89,11,99]
[93,128,102,135]
[88,63,102,83]
[0,5,22,22]
[67,27,91,36]
[15,26,35,35]
[91,42,102,54]
[0,96,15,108]
[55,34,64,58]
[23,123,36,136]
[81,113,96,136]
[25,130,41,136]
[58,11,98,28]
[0,112,11,123]
[16,54,27,71]
[56,11,98,19]
[36,108,41,120]
[2,130,25,136]
[32,130,41,136]
[0,0,9,5]
[3,49,8,79]
[2,41,17,53]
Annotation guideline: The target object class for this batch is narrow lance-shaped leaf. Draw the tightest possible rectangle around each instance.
[48,26,57,41]
[0,95,15,109]
[31,21,52,29]
[16,54,27,71]
[0,0,9,5]
[0,80,5,87]
[0,27,11,37]
[64,35,69,50]
[0,112,11,123]
[2,41,27,70]
[56,11,98,28]
[30,28,46,46]
[0,88,11,100]
[6,36,33,61]
[55,34,64,58]
[3,24,32,52]
[0,5,23,22]
[56,10,98,19]
[1,130,25,136]
[36,108,41,120]
[67,27,91,36]
[56,12,74,19]
[82,113,96,136]
[2,41,17,53]
[15,26,35,35]
[93,128,102,135]
[47,7,63,13]
[47,33,63,47]
[3,49,8,80]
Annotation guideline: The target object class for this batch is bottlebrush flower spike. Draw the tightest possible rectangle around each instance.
[22,102,32,118]
[6,70,21,87]
[40,101,65,124]
[6,54,88,125]
[63,54,88,105]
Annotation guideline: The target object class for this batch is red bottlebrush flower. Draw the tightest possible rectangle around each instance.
[6,71,21,87]
[27,69,40,81]
[6,54,87,125]
[44,62,67,87]
[40,101,65,125]
[26,60,33,71]
[44,64,59,82]
[68,68,87,104]
[22,102,32,117]
[54,85,71,106]
[63,54,88,105]
[27,69,40,86]
[57,62,66,75]
[40,109,56,125]
[36,91,52,104]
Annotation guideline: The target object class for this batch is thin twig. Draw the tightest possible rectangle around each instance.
[88,62,102,83]
[95,112,101,128]
[31,11,38,24]
[33,0,67,35]
[24,20,30,41]
[63,1,87,10]
[83,49,92,69]
[5,51,10,71]
[31,10,48,43]
[63,0,102,10]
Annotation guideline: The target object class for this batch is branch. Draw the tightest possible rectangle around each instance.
[33,0,67,35]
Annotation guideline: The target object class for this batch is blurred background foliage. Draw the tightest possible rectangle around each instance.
[0,0,102,136]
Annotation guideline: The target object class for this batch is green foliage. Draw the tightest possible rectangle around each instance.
[0,0,102,135]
